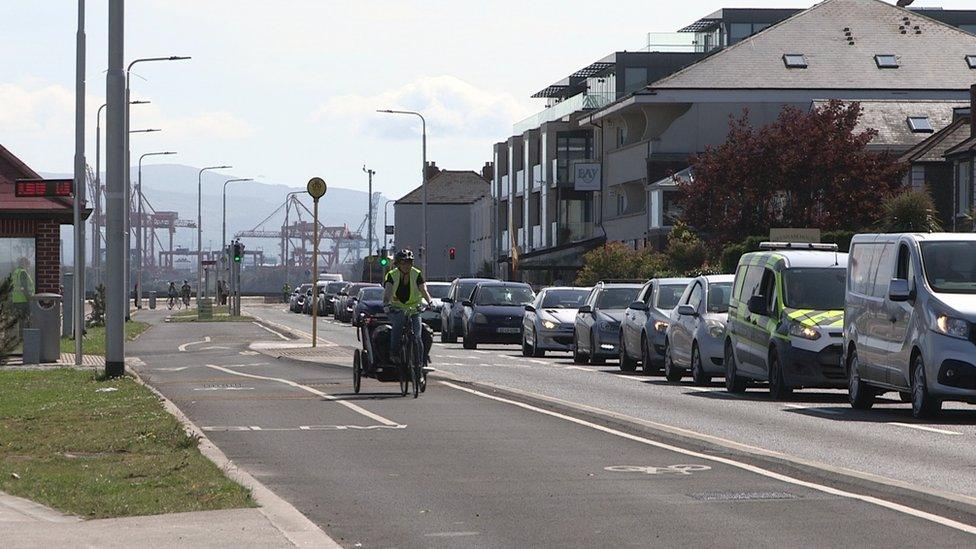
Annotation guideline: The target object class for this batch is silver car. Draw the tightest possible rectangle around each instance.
[522,287,591,357]
[619,278,691,373]
[664,275,734,385]
[423,282,452,331]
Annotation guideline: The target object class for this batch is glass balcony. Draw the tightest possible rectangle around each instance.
[500,174,509,198]
[642,32,712,53]
[513,92,614,135]
[531,225,542,250]
[517,227,525,248]
[501,231,510,252]
[531,164,542,190]
[515,170,525,194]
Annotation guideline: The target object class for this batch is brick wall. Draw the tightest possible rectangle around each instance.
[0,217,61,293]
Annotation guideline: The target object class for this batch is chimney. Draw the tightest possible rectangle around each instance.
[425,161,440,180]
[971,84,976,138]
[481,161,494,182]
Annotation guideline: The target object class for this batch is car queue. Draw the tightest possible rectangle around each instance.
[286,233,976,420]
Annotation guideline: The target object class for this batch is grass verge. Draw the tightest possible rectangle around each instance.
[59,321,150,355]
[168,309,254,323]
[0,369,253,518]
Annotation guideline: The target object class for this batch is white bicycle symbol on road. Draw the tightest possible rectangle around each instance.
[604,464,712,476]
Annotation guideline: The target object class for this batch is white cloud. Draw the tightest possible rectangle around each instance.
[313,75,531,140]
[0,82,75,134]
[166,111,254,140]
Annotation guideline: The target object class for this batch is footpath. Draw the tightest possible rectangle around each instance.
[1,306,339,548]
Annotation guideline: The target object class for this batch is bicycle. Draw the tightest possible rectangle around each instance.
[167,295,177,310]
[392,307,428,398]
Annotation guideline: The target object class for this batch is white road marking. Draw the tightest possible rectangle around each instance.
[528,359,549,365]
[202,425,406,432]
[155,366,189,372]
[441,381,976,536]
[565,365,597,372]
[206,364,400,426]
[783,404,843,415]
[193,387,255,392]
[252,321,290,341]
[425,532,480,538]
[685,386,714,393]
[200,346,231,350]
[888,422,963,436]
[178,336,211,352]
[248,315,337,345]
[239,350,261,355]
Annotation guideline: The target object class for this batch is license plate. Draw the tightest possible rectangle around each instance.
[497,327,520,334]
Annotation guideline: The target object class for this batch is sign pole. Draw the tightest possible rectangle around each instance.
[306,177,327,348]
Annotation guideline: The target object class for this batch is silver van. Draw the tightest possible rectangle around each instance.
[845,233,976,418]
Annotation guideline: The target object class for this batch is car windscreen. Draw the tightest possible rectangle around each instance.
[427,284,450,299]
[297,284,312,293]
[326,282,346,294]
[655,284,687,310]
[359,288,384,301]
[596,287,639,309]
[541,289,590,308]
[474,285,535,306]
[458,282,479,301]
[920,241,976,294]
[783,268,846,310]
[706,282,733,313]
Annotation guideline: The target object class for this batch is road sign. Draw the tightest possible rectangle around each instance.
[307,177,327,200]
[15,178,73,197]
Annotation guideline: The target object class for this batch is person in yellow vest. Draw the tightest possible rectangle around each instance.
[11,257,34,319]
[382,249,432,364]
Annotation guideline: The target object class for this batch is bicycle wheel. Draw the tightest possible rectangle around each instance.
[397,344,409,397]
[352,350,362,394]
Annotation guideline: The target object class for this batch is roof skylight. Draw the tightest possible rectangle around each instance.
[875,54,899,69]
[782,54,808,69]
[907,116,934,133]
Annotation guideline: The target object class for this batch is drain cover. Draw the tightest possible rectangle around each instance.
[688,491,799,502]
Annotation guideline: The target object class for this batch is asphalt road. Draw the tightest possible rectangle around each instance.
[126,307,976,547]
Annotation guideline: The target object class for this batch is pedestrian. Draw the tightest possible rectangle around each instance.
[282,282,291,303]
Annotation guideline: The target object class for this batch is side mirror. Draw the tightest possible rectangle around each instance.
[889,278,912,302]
[747,295,766,316]
[524,304,536,312]
[578,304,593,314]
[677,304,698,317]
[442,297,454,304]
[628,301,648,311]
[462,300,473,307]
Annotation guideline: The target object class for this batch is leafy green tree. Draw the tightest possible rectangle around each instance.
[664,221,709,275]
[87,284,106,327]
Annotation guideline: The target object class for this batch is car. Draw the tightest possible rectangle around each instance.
[337,283,380,322]
[319,281,348,316]
[289,283,312,312]
[724,242,848,399]
[303,280,330,315]
[352,286,385,327]
[423,282,452,331]
[573,282,642,365]
[619,278,691,374]
[460,281,535,349]
[440,278,495,343]
[845,233,976,418]
[522,287,591,357]
[330,283,352,319]
[663,275,734,385]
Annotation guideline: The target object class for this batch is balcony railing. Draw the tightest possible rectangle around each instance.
[531,164,542,190]
[517,227,525,248]
[513,92,614,134]
[531,225,542,250]
[501,230,510,252]
[515,170,525,195]
[500,174,509,198]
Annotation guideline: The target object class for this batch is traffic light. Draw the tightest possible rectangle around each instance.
[233,241,244,263]
[449,247,456,260]
[379,256,390,268]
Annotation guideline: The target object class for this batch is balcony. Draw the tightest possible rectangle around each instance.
[531,164,542,190]
[531,225,542,250]
[517,227,525,249]
[515,170,525,195]
[501,230,510,252]
[500,174,509,199]
[513,92,614,135]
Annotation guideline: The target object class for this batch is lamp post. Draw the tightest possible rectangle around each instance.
[222,178,253,259]
[377,109,427,273]
[363,166,375,256]
[73,0,85,366]
[136,151,176,308]
[105,0,124,377]
[198,165,232,302]
[383,199,394,249]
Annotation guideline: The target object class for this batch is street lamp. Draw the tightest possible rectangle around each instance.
[123,128,160,319]
[377,109,427,273]
[136,151,176,308]
[198,165,232,302]
[222,178,253,259]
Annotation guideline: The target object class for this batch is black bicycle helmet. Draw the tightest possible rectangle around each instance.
[395,249,415,263]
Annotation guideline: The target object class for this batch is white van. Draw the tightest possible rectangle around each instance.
[845,233,976,418]
[319,273,344,282]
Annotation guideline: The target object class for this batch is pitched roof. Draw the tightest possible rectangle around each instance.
[0,144,75,218]
[900,116,972,163]
[396,170,489,205]
[811,99,967,152]
[648,0,976,91]
[944,132,976,157]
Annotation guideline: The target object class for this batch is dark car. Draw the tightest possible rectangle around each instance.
[440,277,495,343]
[460,282,535,349]
[352,286,386,327]
[337,283,380,323]
[289,283,312,312]
[573,282,642,365]
[318,281,348,316]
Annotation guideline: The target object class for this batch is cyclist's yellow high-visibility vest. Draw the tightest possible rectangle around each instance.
[388,267,422,310]
[11,267,33,304]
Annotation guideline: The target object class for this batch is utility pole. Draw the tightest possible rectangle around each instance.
[105,0,125,377]
[363,166,375,256]
[72,0,86,365]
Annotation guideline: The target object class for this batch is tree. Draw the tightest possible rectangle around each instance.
[664,221,709,275]
[575,243,671,286]
[87,284,106,327]
[879,189,942,233]
[679,101,908,246]
[0,275,24,361]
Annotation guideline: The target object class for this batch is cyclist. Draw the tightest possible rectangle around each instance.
[382,249,432,365]
[180,280,192,307]
[167,281,178,309]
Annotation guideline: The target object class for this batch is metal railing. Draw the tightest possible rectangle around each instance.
[513,92,614,134]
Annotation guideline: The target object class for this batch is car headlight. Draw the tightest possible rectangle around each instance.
[473,313,488,324]
[542,319,558,330]
[705,319,725,339]
[653,320,669,333]
[933,313,970,340]
[789,321,821,341]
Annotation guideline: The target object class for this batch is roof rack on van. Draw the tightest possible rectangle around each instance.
[759,242,839,252]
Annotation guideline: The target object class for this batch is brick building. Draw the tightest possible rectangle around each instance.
[0,144,81,294]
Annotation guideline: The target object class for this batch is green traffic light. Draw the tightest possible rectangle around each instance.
[379,257,389,267]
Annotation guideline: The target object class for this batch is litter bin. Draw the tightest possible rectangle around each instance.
[149,291,157,310]
[29,293,62,363]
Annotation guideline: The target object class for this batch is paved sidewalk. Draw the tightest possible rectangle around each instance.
[1,491,293,548]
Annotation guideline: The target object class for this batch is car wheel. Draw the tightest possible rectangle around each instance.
[691,343,708,386]
[619,335,637,372]
[911,355,941,419]
[462,331,477,350]
[353,350,362,394]
[768,351,792,401]
[898,391,912,403]
[847,349,875,410]
[446,320,459,344]
[588,330,606,365]
[641,335,659,376]
[531,330,546,358]
[572,330,587,364]
[724,341,746,393]
[522,332,533,357]
[440,320,450,343]
[664,339,682,383]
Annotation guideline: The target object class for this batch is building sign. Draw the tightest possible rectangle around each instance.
[574,162,601,192]
[769,228,821,243]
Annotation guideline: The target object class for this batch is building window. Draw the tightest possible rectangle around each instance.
[875,54,899,69]
[958,161,972,217]
[967,55,976,69]
[907,116,934,133]
[728,22,772,44]
[782,54,808,69]
[662,190,683,226]
[556,133,592,185]
[0,237,36,302]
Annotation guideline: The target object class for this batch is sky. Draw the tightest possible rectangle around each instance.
[3,0,974,199]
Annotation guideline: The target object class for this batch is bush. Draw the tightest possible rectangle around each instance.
[576,243,674,286]
[878,189,942,233]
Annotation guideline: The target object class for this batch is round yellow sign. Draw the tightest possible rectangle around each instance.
[307,177,327,199]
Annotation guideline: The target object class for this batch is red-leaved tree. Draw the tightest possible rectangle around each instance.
[679,101,908,246]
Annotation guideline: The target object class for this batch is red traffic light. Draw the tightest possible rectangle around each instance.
[449,247,456,260]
